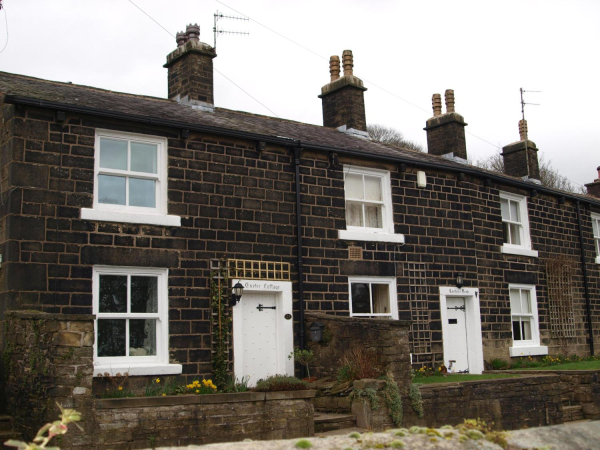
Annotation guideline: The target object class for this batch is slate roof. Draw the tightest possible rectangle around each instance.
[0,71,595,202]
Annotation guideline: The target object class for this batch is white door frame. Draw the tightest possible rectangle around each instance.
[232,279,294,381]
[439,287,484,374]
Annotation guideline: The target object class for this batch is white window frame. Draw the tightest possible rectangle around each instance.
[508,284,547,357]
[499,191,537,257]
[92,266,182,376]
[81,129,181,227]
[338,166,404,244]
[591,213,600,264]
[348,276,399,320]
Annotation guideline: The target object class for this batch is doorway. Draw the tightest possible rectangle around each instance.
[439,287,484,374]
[232,280,294,386]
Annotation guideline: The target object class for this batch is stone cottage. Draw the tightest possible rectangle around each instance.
[0,24,598,391]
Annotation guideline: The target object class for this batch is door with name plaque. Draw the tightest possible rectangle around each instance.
[445,297,469,373]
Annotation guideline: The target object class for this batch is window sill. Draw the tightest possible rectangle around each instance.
[81,208,181,227]
[338,229,405,244]
[596,256,600,264]
[501,245,538,258]
[509,345,548,357]
[93,363,183,377]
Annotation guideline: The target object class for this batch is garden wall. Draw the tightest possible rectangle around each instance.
[3,311,316,449]
[95,391,315,448]
[305,312,411,388]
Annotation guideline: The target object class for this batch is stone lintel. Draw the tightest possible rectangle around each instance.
[164,40,216,68]
[424,112,467,130]
[501,139,538,155]
[319,75,367,98]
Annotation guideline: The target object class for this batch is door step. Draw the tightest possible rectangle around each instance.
[314,412,357,433]
[563,405,584,422]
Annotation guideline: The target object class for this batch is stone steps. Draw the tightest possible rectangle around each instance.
[314,412,357,433]
[563,405,584,422]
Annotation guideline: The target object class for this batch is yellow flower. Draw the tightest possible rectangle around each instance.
[162,393,166,397]
[195,390,199,394]
[155,378,161,384]
[118,386,123,391]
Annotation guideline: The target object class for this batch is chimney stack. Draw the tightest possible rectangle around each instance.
[424,89,468,160]
[501,119,541,182]
[164,24,217,111]
[319,50,367,133]
[585,166,600,198]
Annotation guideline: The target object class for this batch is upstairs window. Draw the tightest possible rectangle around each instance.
[591,213,600,263]
[348,276,399,319]
[508,284,546,356]
[339,166,403,243]
[81,130,180,227]
[499,191,537,257]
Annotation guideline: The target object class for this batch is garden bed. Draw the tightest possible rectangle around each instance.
[413,373,522,385]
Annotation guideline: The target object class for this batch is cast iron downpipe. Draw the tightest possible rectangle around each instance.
[293,144,306,353]
[576,201,595,356]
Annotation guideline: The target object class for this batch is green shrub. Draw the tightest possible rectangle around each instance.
[254,375,310,392]
[337,363,359,382]
[490,358,509,370]
[295,439,313,448]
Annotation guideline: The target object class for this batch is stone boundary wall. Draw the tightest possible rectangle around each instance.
[305,312,411,388]
[94,390,316,448]
[2,311,95,447]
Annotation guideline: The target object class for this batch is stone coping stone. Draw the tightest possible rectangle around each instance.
[96,390,316,409]
[415,373,561,388]
[6,310,95,321]
[488,369,600,375]
[305,312,410,329]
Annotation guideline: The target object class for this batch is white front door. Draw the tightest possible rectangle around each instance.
[240,293,278,382]
[232,280,294,386]
[445,297,469,373]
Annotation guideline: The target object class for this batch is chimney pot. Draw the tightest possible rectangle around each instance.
[432,94,442,117]
[186,24,200,42]
[329,56,340,82]
[445,89,455,113]
[176,31,187,47]
[342,50,354,77]
[519,119,528,141]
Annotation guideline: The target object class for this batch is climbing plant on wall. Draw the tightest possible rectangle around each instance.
[210,262,232,390]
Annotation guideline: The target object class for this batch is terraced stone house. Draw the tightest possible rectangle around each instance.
[0,25,598,387]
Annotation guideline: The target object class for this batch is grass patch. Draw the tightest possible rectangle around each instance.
[414,374,520,384]
[513,360,600,371]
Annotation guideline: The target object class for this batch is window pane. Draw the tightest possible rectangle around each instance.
[345,173,364,199]
[510,200,520,223]
[98,175,126,205]
[522,319,532,340]
[99,275,127,313]
[593,219,599,238]
[129,319,157,356]
[502,221,510,244]
[372,284,390,314]
[97,319,126,356]
[351,283,370,314]
[512,319,522,341]
[131,142,158,174]
[509,289,521,314]
[129,178,156,208]
[346,201,364,227]
[131,276,158,313]
[521,289,531,314]
[99,138,127,170]
[509,223,521,245]
[364,204,383,228]
[364,176,382,201]
[500,198,509,221]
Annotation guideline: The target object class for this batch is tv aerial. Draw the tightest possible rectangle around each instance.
[213,11,249,50]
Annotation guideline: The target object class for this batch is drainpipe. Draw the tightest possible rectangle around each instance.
[293,143,306,352]
[576,200,595,356]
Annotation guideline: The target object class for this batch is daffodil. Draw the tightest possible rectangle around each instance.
[118,386,123,391]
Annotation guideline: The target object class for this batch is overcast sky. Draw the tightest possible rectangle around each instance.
[1,0,598,189]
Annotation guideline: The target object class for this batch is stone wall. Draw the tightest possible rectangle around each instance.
[2,311,95,447]
[94,391,315,448]
[305,312,411,388]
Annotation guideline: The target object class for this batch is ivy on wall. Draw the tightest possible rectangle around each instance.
[210,263,232,389]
